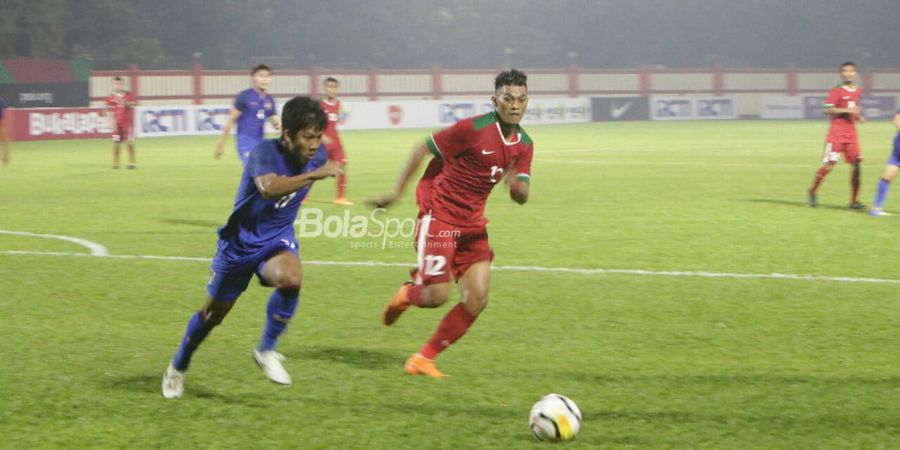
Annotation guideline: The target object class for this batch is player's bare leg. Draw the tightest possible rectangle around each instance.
[849,162,864,209]
[254,251,302,384]
[808,162,836,207]
[127,142,137,169]
[404,261,491,378]
[112,143,121,169]
[382,280,451,325]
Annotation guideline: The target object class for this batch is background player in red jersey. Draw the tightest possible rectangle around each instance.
[321,77,352,205]
[106,77,138,169]
[808,62,866,209]
[369,69,533,378]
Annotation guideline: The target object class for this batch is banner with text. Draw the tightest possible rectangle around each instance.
[7,108,112,141]
[651,96,738,120]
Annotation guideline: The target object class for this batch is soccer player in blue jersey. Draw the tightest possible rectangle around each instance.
[870,109,900,216]
[162,97,342,399]
[0,97,9,166]
[214,64,282,165]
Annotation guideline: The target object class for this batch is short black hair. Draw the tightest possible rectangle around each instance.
[323,76,339,85]
[495,69,527,91]
[113,76,123,82]
[841,62,856,70]
[281,96,327,137]
[252,64,272,75]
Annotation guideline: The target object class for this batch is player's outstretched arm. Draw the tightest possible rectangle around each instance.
[254,160,342,199]
[893,113,900,130]
[215,108,241,159]
[368,143,431,208]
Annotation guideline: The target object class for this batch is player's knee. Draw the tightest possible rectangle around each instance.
[424,283,451,306]
[202,308,227,327]
[276,270,302,291]
[463,289,489,315]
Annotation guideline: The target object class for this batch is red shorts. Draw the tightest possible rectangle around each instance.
[413,213,494,285]
[113,123,134,143]
[326,143,346,164]
[822,140,860,164]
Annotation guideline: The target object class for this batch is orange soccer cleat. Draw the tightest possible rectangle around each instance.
[403,353,446,378]
[382,283,413,326]
[332,197,354,206]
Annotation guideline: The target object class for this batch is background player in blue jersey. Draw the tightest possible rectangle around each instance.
[214,64,281,165]
[163,97,342,399]
[870,109,900,216]
[0,97,9,166]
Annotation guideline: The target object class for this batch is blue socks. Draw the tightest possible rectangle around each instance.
[258,289,300,352]
[873,178,890,208]
[172,311,215,371]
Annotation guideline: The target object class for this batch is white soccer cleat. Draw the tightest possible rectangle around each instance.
[253,348,292,385]
[161,363,186,399]
[869,208,890,217]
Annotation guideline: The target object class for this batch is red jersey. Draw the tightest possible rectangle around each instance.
[418,111,533,227]
[106,91,136,126]
[824,84,862,143]
[320,98,341,146]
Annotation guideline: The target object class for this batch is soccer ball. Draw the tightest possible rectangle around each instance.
[529,393,582,442]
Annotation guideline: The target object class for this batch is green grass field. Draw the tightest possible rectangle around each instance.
[1,120,898,449]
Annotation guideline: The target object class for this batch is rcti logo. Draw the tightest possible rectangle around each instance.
[195,107,231,131]
[439,103,476,123]
[142,109,188,133]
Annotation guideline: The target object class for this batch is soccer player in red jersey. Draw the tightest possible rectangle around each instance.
[106,77,138,169]
[808,62,866,209]
[369,69,533,378]
[321,77,352,205]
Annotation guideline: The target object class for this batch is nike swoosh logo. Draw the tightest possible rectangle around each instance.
[611,102,633,118]
[481,149,496,155]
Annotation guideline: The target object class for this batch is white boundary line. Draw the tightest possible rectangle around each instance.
[0,230,109,256]
[1,249,898,285]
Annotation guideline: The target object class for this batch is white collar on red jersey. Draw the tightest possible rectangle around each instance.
[494,122,522,145]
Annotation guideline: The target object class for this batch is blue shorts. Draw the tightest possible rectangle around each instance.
[237,136,263,166]
[889,143,900,167]
[207,237,299,302]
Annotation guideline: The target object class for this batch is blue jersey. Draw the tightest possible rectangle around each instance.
[217,138,327,255]
[234,88,277,151]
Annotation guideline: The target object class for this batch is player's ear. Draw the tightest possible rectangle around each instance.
[491,95,499,108]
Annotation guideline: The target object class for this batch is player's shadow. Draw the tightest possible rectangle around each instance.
[105,373,266,406]
[160,218,222,229]
[292,345,403,370]
[746,198,854,211]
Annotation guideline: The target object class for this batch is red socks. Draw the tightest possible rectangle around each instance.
[337,173,347,198]
[406,284,425,307]
[420,303,477,359]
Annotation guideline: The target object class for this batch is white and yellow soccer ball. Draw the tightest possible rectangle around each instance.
[529,393,582,442]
